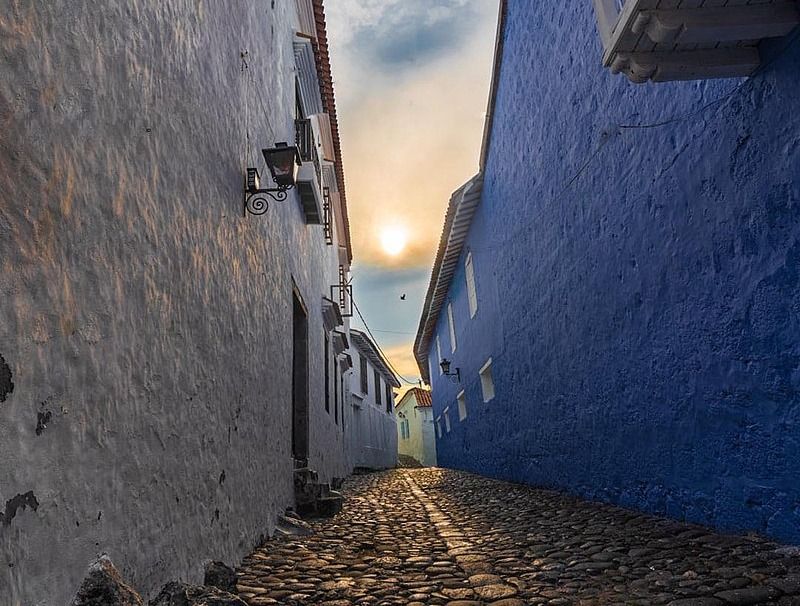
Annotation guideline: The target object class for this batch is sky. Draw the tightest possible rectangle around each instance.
[325,0,500,390]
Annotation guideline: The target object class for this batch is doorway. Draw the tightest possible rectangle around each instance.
[292,289,309,461]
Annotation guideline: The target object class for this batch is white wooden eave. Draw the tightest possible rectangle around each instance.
[594,0,800,83]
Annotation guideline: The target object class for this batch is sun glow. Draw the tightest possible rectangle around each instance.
[380,225,409,257]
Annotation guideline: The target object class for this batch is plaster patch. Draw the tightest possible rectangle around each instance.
[35,408,52,435]
[1,492,39,526]
[0,353,13,402]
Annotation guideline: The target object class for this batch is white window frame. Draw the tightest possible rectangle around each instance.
[436,417,443,438]
[443,407,451,433]
[465,252,477,318]
[479,358,495,403]
[447,303,457,352]
[436,336,443,374]
[457,391,467,421]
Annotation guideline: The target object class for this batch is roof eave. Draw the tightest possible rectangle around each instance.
[413,0,508,383]
[311,0,353,264]
[350,329,401,388]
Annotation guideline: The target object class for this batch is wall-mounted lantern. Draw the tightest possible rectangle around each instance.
[439,358,461,383]
[243,143,300,216]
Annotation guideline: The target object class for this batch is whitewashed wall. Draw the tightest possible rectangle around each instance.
[0,1,349,603]
[345,351,398,471]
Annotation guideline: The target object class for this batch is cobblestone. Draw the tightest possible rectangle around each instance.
[236,469,800,605]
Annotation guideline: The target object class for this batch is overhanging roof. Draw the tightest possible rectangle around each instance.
[350,329,401,388]
[413,174,483,383]
[413,0,508,384]
[396,387,433,409]
[311,0,353,264]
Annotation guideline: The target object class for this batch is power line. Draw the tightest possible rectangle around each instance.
[470,31,800,255]
[619,28,799,130]
[470,133,614,254]
[369,328,416,336]
[352,299,419,385]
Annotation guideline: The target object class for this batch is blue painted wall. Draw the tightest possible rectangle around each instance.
[429,2,800,543]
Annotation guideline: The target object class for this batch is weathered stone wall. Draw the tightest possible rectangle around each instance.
[429,2,800,543]
[0,1,349,602]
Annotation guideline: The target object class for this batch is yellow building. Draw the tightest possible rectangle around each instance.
[396,388,437,467]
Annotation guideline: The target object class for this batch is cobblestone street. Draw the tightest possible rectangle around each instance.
[236,469,800,606]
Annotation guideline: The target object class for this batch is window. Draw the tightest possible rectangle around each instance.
[465,252,477,318]
[401,418,410,439]
[479,358,495,402]
[324,334,330,413]
[374,370,382,406]
[436,337,443,374]
[360,355,368,394]
[457,391,467,421]
[447,303,457,352]
[334,359,339,425]
[443,407,451,433]
[385,383,393,414]
[405,419,410,438]
[435,417,443,438]
[340,370,346,431]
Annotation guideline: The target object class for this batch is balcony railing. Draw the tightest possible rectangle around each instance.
[295,118,313,162]
[322,186,333,246]
[294,118,325,224]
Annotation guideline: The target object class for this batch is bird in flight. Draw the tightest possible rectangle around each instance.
[400,294,406,301]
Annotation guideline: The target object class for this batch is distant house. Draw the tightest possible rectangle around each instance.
[395,388,437,467]
[415,1,800,544]
[346,329,399,470]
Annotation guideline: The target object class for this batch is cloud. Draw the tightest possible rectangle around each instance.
[327,0,499,269]
[352,265,430,344]
[347,0,480,68]
[326,0,476,48]
[325,0,499,379]
[382,342,424,383]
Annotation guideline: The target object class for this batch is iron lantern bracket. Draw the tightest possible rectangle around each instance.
[439,358,461,383]
[243,168,294,217]
[444,369,461,383]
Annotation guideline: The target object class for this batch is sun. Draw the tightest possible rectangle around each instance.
[380,225,408,257]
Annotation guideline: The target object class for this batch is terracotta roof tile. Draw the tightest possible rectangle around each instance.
[397,387,432,408]
[414,388,433,407]
[312,0,352,263]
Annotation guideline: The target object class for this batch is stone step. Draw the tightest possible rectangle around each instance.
[291,464,345,519]
[315,492,344,518]
[293,467,319,485]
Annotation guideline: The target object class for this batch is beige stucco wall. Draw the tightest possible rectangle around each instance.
[396,394,437,467]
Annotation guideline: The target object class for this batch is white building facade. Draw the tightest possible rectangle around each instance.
[345,330,400,471]
[0,0,367,603]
